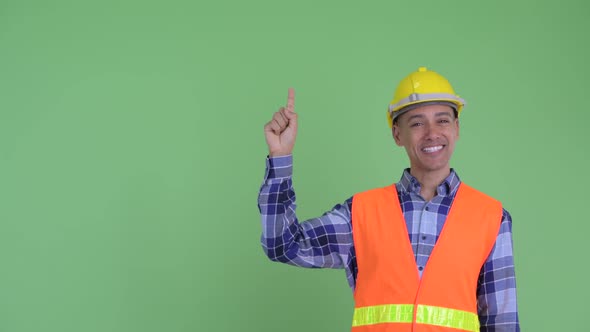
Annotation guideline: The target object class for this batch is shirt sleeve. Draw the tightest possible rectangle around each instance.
[477,208,520,331]
[258,155,354,269]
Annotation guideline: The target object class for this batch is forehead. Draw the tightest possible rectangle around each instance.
[399,104,455,121]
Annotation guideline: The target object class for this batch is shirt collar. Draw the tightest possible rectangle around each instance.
[397,168,461,197]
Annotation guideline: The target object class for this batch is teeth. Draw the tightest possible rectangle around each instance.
[423,145,443,153]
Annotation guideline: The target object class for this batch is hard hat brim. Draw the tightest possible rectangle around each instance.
[387,93,466,127]
[392,101,459,120]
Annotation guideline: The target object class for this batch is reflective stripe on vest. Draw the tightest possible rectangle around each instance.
[352,304,479,332]
[352,304,413,326]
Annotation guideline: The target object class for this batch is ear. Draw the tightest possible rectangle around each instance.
[455,118,460,139]
[392,124,403,146]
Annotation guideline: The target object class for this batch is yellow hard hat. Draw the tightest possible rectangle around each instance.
[387,67,466,127]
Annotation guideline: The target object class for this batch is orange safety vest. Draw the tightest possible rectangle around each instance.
[351,183,502,331]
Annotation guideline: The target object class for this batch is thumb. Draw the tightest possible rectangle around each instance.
[282,108,298,129]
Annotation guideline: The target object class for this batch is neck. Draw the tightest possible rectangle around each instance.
[409,167,451,201]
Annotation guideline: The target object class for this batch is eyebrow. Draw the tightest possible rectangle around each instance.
[406,114,425,122]
[435,112,454,117]
[406,111,453,122]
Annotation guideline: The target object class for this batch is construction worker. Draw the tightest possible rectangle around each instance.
[258,67,519,331]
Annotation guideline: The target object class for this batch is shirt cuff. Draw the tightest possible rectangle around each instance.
[264,154,293,180]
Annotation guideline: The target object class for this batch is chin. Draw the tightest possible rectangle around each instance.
[420,162,450,173]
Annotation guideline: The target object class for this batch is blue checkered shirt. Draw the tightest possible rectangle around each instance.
[258,155,520,331]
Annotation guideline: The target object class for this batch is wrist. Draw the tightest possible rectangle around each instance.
[269,150,292,158]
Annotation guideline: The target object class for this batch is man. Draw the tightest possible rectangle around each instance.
[258,67,519,331]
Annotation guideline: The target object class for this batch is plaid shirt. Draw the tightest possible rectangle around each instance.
[258,155,520,331]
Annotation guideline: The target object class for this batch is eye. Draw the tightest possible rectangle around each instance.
[438,119,450,124]
[410,122,422,127]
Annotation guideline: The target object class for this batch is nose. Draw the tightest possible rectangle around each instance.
[424,123,441,140]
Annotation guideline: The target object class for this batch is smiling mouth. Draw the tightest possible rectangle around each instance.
[422,145,444,153]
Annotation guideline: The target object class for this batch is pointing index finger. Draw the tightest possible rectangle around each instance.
[286,87,295,112]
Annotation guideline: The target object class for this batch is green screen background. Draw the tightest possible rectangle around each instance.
[1,0,588,331]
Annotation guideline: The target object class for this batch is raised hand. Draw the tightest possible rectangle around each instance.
[264,88,298,157]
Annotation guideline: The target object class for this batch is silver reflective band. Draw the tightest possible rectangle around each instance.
[391,101,458,121]
[388,93,466,114]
